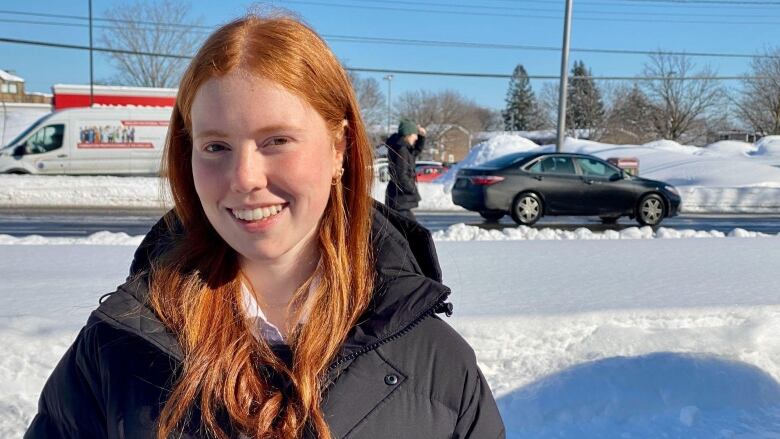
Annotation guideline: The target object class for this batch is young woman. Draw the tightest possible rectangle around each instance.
[26,15,504,439]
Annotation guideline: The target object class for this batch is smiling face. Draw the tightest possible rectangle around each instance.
[190,71,344,266]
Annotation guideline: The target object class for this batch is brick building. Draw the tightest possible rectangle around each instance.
[0,69,52,105]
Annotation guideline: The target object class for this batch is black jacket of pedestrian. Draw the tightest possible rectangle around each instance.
[385,132,425,211]
[25,203,505,439]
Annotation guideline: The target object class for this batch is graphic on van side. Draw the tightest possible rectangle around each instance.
[78,120,168,149]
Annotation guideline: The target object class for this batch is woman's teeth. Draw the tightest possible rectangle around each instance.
[231,204,285,221]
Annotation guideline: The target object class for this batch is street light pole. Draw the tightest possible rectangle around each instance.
[383,74,393,136]
[556,0,574,152]
[88,0,94,107]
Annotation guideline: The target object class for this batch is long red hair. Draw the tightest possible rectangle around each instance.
[150,15,375,438]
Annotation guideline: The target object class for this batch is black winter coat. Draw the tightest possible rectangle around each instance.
[25,203,505,439]
[385,133,425,211]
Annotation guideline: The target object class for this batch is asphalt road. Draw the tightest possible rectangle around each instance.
[1,208,779,237]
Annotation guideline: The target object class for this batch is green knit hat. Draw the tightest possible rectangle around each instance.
[398,119,418,136]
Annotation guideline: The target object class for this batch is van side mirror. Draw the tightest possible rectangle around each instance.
[12,145,25,156]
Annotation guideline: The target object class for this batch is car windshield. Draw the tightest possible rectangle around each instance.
[3,113,54,149]
[480,153,533,169]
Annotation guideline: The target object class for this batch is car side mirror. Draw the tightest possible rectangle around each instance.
[12,145,24,156]
[609,172,623,181]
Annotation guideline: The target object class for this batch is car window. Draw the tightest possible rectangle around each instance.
[22,124,65,155]
[576,158,621,179]
[536,156,576,175]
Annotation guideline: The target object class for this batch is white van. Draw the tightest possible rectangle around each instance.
[0,106,172,175]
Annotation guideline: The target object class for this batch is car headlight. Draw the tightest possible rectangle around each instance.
[664,185,679,195]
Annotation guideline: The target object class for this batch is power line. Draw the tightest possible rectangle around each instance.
[1,11,778,60]
[354,0,775,18]
[280,0,780,24]
[0,36,772,81]
[620,0,780,5]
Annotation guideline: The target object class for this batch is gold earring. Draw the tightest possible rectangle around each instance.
[331,168,344,185]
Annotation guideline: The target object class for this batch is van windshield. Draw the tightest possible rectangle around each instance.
[3,113,54,149]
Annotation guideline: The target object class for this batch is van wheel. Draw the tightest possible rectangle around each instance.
[510,192,542,226]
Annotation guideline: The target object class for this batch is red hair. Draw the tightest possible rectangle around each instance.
[150,14,375,438]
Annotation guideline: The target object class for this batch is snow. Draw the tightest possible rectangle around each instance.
[1,235,780,437]
[3,134,780,213]
[432,223,780,241]
[0,69,24,82]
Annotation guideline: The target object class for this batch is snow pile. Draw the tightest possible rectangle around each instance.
[3,135,780,213]
[3,238,780,436]
[0,231,143,246]
[756,136,780,157]
[0,174,171,209]
[700,140,756,158]
[437,133,539,190]
[432,223,780,241]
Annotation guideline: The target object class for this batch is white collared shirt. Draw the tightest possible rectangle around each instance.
[240,279,316,345]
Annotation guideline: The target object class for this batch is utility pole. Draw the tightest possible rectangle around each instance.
[88,0,94,107]
[556,0,574,152]
[383,74,393,136]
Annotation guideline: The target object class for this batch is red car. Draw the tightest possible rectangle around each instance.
[416,162,448,182]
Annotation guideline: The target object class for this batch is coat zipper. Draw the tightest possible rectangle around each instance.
[327,289,452,373]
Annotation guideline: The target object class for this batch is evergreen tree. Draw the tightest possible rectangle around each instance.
[503,64,543,131]
[567,61,605,130]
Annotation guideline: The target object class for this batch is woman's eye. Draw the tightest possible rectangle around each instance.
[204,143,226,153]
[266,137,289,147]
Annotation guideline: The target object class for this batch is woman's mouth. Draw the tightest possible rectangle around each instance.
[230,203,287,222]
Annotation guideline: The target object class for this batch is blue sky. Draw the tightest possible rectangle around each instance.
[0,0,777,110]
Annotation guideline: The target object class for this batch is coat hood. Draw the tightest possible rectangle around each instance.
[93,202,451,364]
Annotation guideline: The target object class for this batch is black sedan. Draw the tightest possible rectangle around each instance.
[451,152,681,226]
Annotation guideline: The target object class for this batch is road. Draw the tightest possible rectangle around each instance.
[1,208,779,237]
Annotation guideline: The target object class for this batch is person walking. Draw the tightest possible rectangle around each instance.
[385,119,425,221]
[25,14,504,439]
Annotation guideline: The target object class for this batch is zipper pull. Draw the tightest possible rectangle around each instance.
[434,302,453,317]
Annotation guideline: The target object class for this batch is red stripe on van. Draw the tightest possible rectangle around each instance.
[77,143,155,149]
[120,120,169,126]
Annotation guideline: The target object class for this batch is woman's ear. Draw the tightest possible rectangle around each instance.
[333,120,348,173]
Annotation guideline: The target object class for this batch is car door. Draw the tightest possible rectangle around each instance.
[16,123,69,174]
[575,157,635,215]
[525,155,582,214]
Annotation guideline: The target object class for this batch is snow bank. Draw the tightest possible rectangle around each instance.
[437,133,539,190]
[0,231,143,245]
[756,135,780,157]
[701,140,756,158]
[432,223,780,241]
[2,136,780,213]
[3,238,780,437]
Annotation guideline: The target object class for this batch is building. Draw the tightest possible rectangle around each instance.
[0,69,51,105]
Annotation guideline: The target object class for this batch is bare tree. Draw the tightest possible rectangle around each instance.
[99,0,203,87]
[395,90,484,145]
[347,72,386,129]
[642,52,724,142]
[736,47,780,135]
[601,83,657,144]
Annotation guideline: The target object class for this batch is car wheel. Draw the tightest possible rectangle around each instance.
[600,215,620,224]
[510,192,542,226]
[479,210,505,222]
[636,194,666,226]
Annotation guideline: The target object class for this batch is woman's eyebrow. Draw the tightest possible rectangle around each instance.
[193,128,230,139]
[193,125,304,139]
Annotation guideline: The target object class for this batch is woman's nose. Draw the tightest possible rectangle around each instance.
[230,147,267,193]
